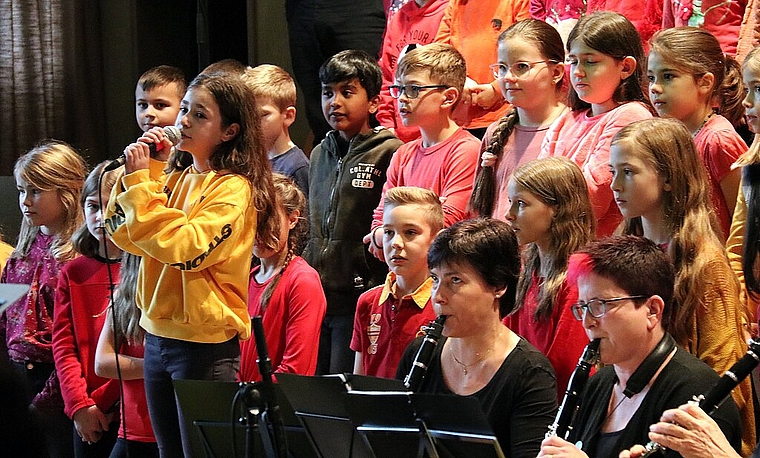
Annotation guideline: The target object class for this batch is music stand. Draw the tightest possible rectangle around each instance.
[346,391,506,458]
[0,284,30,314]
[173,379,315,458]
[276,373,406,458]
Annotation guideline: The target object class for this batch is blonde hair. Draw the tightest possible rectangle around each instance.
[736,47,760,167]
[384,186,445,233]
[509,158,595,319]
[613,118,726,343]
[13,140,87,262]
[242,64,297,112]
[395,43,467,99]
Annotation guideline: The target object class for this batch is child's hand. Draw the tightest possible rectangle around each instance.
[471,81,503,110]
[122,142,151,174]
[72,405,109,444]
[139,126,174,161]
[363,228,386,263]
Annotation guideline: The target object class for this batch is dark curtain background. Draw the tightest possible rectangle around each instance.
[0,1,107,174]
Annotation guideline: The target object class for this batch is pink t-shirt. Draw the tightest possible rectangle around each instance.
[372,127,480,229]
[693,114,747,239]
[478,113,566,220]
[539,102,653,236]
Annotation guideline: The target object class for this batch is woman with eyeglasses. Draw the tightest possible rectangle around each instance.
[397,218,558,458]
[538,235,742,458]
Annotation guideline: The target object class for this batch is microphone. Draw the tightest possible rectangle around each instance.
[252,315,288,458]
[104,125,181,172]
[404,315,447,391]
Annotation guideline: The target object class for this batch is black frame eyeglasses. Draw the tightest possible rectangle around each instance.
[388,84,448,99]
[489,60,559,79]
[571,295,647,320]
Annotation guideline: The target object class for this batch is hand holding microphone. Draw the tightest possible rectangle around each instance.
[105,125,181,172]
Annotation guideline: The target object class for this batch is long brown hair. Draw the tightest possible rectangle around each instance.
[509,158,595,319]
[614,118,727,343]
[469,19,566,217]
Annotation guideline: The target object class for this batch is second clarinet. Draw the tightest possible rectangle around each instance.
[547,338,602,440]
[404,315,447,391]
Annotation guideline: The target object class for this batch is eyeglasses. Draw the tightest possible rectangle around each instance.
[489,60,558,79]
[388,84,448,99]
[571,295,647,320]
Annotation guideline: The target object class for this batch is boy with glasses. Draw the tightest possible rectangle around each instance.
[364,43,480,262]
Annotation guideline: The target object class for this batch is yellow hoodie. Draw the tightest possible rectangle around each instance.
[105,160,255,343]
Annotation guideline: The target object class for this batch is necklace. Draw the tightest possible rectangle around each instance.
[692,111,715,137]
[450,330,503,375]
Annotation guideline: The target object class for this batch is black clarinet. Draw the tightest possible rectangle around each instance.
[640,338,760,457]
[404,315,447,391]
[547,338,602,440]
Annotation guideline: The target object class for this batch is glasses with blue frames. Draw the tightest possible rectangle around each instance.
[571,295,647,320]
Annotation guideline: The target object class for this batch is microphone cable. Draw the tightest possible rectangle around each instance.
[98,168,130,458]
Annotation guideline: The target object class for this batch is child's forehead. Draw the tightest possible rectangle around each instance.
[396,68,435,83]
[322,78,365,91]
[136,82,184,101]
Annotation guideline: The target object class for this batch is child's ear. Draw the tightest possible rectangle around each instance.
[287,209,300,229]
[221,123,240,141]
[368,94,381,114]
[283,106,297,128]
[442,87,459,109]
[697,72,715,96]
[619,56,637,80]
[552,62,566,86]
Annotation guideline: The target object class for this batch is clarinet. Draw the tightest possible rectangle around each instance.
[404,315,447,391]
[640,338,760,457]
[547,338,602,440]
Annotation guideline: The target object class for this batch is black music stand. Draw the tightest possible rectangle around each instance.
[346,391,506,458]
[0,284,30,314]
[275,373,407,458]
[173,379,315,458]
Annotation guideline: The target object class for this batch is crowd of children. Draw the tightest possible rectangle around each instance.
[5,4,760,457]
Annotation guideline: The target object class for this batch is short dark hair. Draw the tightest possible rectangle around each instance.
[568,236,675,326]
[427,218,520,318]
[319,49,383,99]
[137,65,187,98]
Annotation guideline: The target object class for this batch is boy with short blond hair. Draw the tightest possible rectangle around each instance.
[243,64,310,196]
[135,65,186,132]
[364,43,480,261]
[305,49,403,374]
[351,186,444,378]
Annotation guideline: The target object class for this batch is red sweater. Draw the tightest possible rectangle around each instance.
[52,255,121,419]
[239,257,326,382]
[503,272,589,401]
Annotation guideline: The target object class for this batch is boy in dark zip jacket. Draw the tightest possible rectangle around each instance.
[304,50,403,374]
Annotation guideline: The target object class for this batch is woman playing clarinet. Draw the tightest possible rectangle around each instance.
[397,218,557,458]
